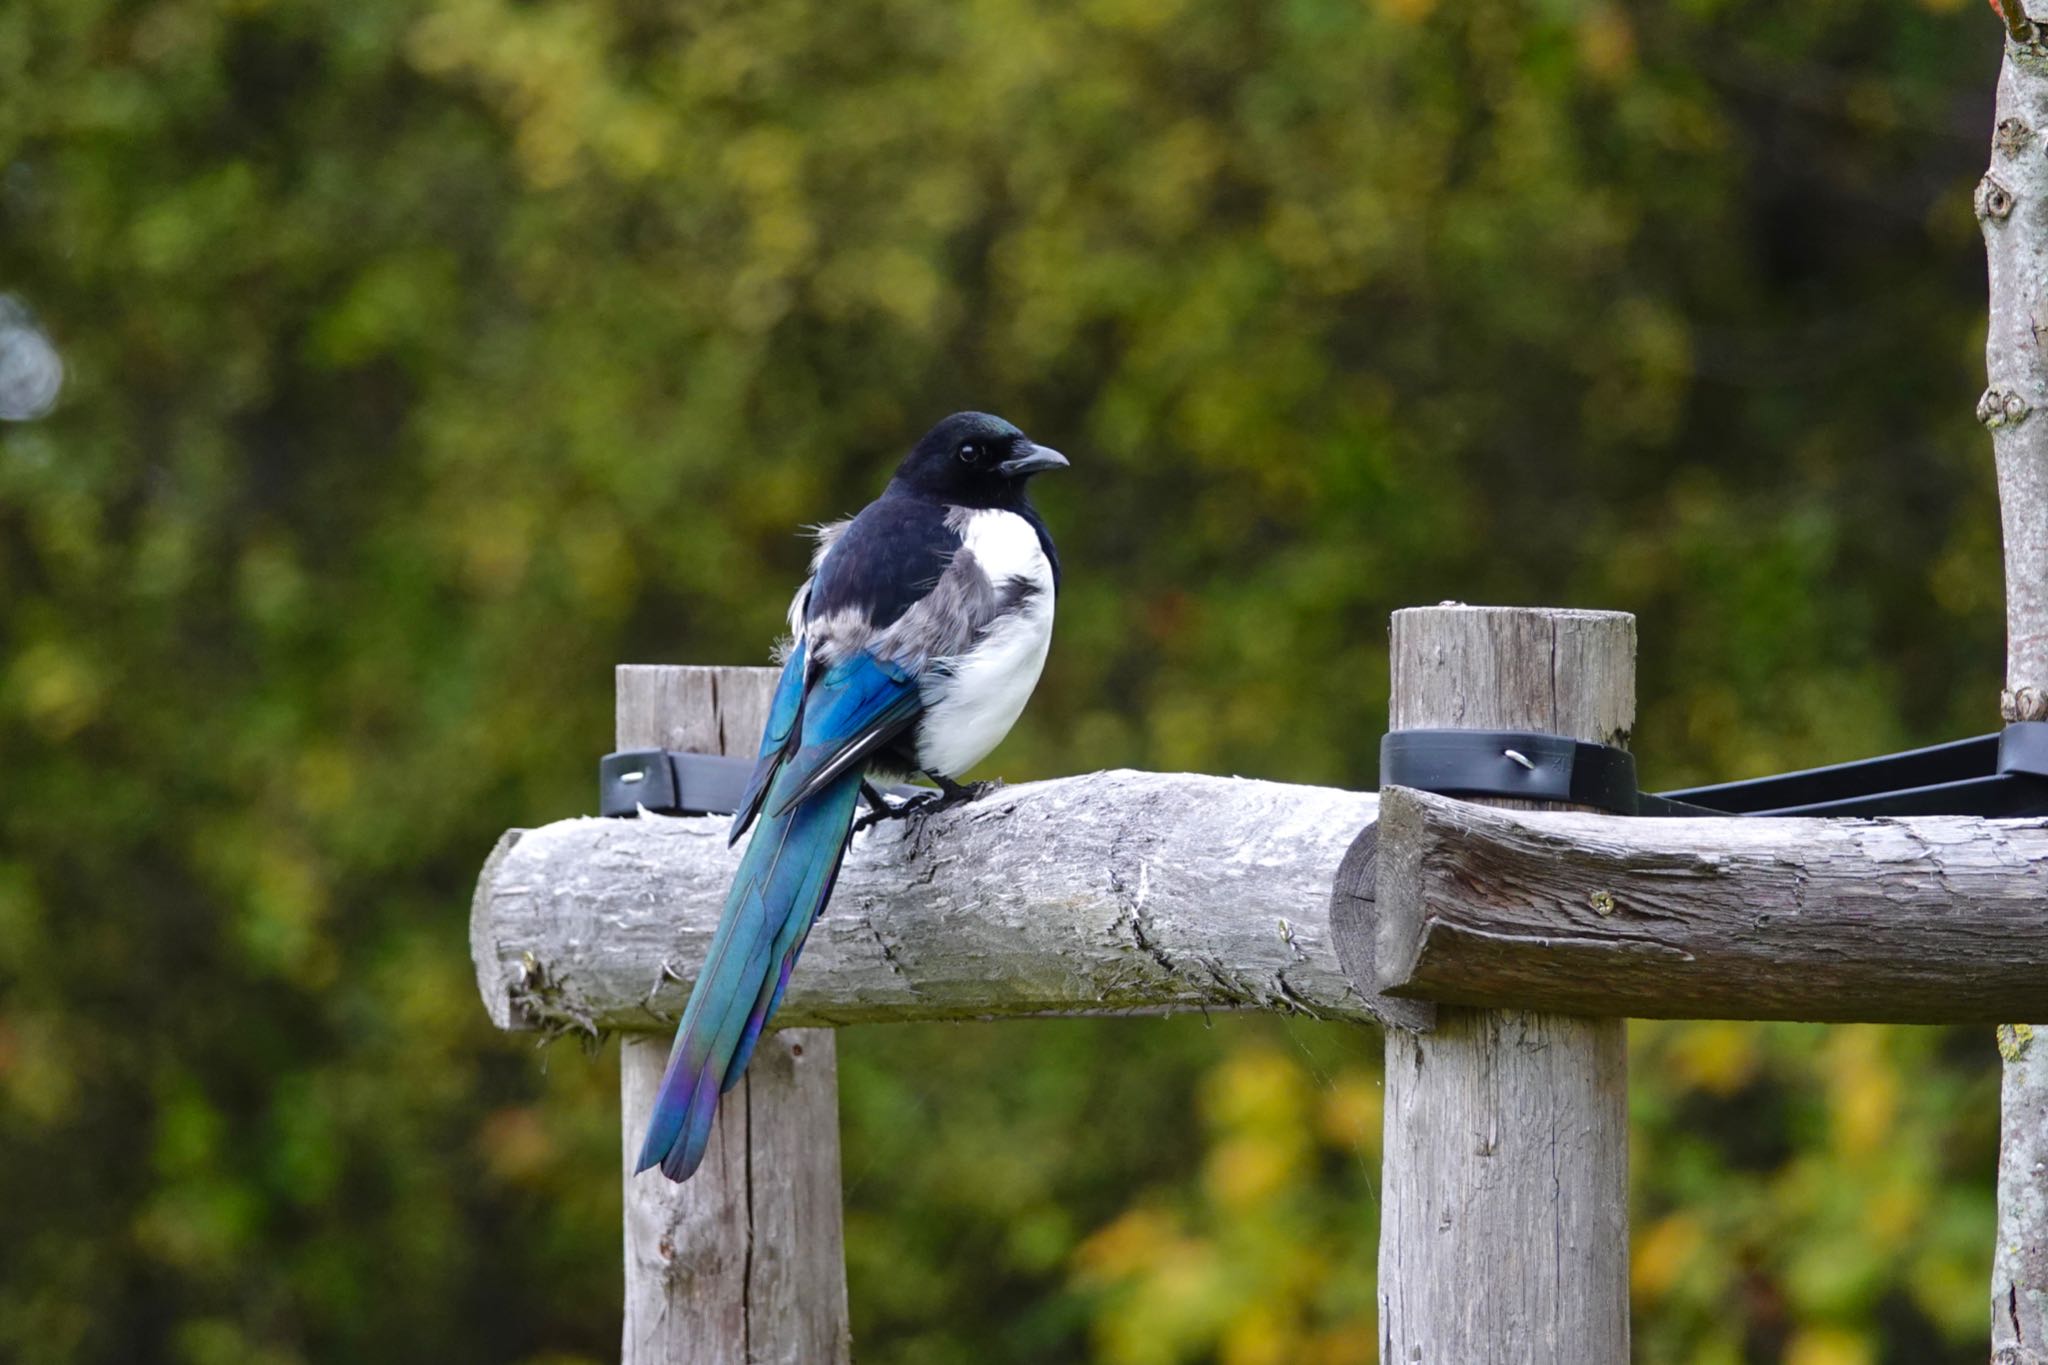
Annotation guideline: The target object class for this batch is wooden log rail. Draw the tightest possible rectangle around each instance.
[1365,785,2048,1023]
[474,760,2048,1039]
[471,771,1431,1036]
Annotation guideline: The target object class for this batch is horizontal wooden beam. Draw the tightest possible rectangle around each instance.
[1367,786,2048,1023]
[470,770,1430,1035]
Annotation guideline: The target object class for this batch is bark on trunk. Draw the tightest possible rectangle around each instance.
[1985,18,2048,1359]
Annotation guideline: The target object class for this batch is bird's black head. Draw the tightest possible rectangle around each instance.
[891,412,1070,506]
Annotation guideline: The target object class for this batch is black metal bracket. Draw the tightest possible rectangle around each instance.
[611,725,2048,822]
[1381,722,2048,819]
[1380,730,1655,815]
[597,750,928,818]
[599,749,753,818]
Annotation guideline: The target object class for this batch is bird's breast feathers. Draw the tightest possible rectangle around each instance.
[792,504,1055,778]
[915,508,1057,777]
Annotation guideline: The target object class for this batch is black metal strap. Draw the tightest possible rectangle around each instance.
[1381,722,2048,819]
[600,749,753,817]
[1379,730,1663,816]
[616,726,2048,822]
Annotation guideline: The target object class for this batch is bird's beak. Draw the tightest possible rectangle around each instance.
[997,443,1071,478]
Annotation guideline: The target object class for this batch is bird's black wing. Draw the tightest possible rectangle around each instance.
[805,495,962,631]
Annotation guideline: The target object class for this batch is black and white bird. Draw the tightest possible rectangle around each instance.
[637,412,1068,1181]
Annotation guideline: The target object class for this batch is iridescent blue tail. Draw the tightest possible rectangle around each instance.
[633,764,861,1181]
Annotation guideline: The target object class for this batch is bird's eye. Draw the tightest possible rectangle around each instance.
[957,443,980,463]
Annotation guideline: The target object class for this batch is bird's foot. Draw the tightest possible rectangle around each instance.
[924,773,1001,815]
[852,775,1001,834]
[900,775,996,857]
[642,958,687,1009]
[854,781,939,833]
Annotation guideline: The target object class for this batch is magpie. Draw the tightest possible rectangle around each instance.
[637,412,1068,1182]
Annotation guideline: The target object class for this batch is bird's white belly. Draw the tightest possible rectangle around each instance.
[916,598,1053,776]
[914,509,1056,777]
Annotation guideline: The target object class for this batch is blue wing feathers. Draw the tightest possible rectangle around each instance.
[636,649,919,1181]
[728,641,810,845]
[769,653,923,814]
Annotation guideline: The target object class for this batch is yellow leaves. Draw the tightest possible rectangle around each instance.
[1260,189,1395,297]
[557,505,639,615]
[1576,9,1636,83]
[1218,1302,1296,1365]
[291,744,358,824]
[1205,1135,1299,1210]
[719,127,819,331]
[1127,118,1224,237]
[1075,1036,1380,1364]
[1204,1043,1308,1130]
[172,1318,306,1365]
[1317,1071,1382,1154]
[816,246,946,334]
[1862,1175,1924,1247]
[1825,1026,1898,1164]
[1785,1326,1875,1365]
[477,1105,557,1185]
[1201,1046,1313,1208]
[1374,0,1438,25]
[1082,0,1192,34]
[407,0,672,189]
[1584,295,1694,447]
[8,637,104,740]
[1074,1205,1185,1282]
[0,1011,79,1126]
[238,837,336,987]
[1632,1211,1704,1302]
[1668,1021,1761,1097]
[450,495,538,597]
[1073,1205,1230,1365]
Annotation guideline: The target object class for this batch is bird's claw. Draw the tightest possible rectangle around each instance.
[853,775,1000,834]
[854,789,935,833]
[643,958,687,1008]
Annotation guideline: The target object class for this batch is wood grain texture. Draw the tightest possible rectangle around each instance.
[615,666,849,1365]
[1374,605,1631,1365]
[1372,786,2048,1022]
[1984,29,2048,1359]
[471,773,1427,1034]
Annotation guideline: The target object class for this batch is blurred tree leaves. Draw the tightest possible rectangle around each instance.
[0,0,2012,1360]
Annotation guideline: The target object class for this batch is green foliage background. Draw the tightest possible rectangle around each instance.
[0,0,2015,1360]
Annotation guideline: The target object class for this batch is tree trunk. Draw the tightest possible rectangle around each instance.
[1983,16,2048,1360]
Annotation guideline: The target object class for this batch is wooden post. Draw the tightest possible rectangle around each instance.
[616,666,852,1365]
[1982,16,2048,1359]
[1376,607,1632,1364]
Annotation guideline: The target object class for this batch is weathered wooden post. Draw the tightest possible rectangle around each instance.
[1982,12,2048,1359]
[615,666,851,1365]
[1375,606,1632,1364]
